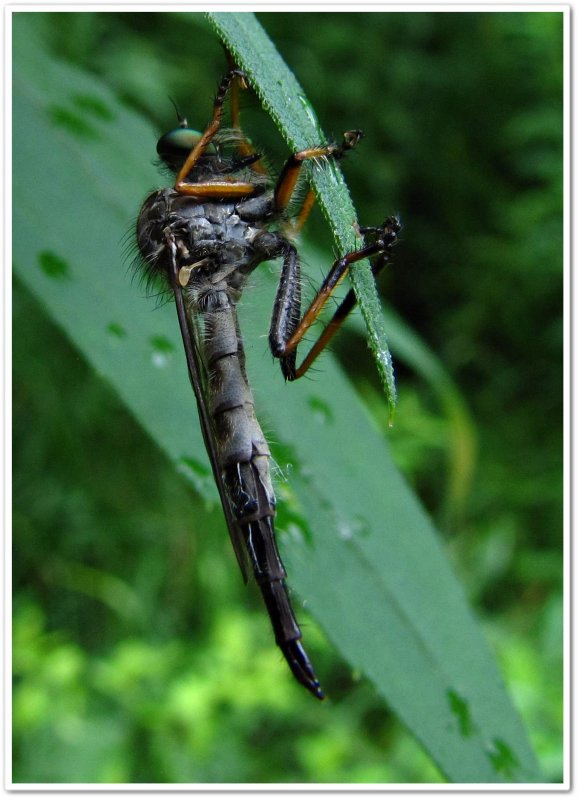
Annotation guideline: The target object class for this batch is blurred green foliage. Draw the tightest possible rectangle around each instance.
[12,11,563,783]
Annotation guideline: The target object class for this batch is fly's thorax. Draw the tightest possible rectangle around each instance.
[136,185,277,294]
[182,195,267,263]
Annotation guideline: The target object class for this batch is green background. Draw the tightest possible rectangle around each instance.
[12,11,563,784]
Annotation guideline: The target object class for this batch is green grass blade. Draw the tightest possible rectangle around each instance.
[12,13,542,783]
[207,11,397,419]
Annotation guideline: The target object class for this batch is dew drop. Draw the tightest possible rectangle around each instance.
[486,737,521,779]
[308,395,333,425]
[150,335,175,368]
[107,322,126,340]
[337,519,353,541]
[38,250,70,280]
[447,688,473,738]
[337,514,369,542]
[72,93,115,122]
[287,521,308,544]
[48,103,99,140]
[297,94,322,133]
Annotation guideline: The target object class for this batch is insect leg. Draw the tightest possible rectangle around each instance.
[267,240,302,381]
[270,217,401,380]
[290,253,390,379]
[227,60,269,175]
[174,68,258,199]
[285,189,317,236]
[274,130,363,214]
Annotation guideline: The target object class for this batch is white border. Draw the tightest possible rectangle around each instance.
[4,2,570,794]
[4,5,13,798]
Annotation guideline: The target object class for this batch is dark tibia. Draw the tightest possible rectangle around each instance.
[264,239,301,379]
[266,216,402,380]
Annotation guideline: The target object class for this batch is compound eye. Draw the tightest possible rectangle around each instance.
[156,127,216,161]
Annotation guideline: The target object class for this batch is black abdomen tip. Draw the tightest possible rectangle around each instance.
[281,639,325,700]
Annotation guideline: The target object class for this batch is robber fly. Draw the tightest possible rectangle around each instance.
[135,68,400,699]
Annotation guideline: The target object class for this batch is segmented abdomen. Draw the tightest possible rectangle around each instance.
[193,286,274,501]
